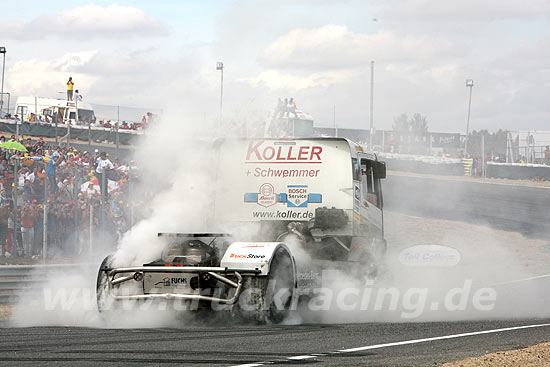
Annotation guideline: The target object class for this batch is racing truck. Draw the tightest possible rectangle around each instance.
[97,138,387,322]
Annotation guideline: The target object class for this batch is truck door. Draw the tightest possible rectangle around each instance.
[357,157,383,232]
[360,159,380,208]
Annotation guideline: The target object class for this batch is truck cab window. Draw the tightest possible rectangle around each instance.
[19,106,28,117]
[352,158,361,181]
[361,159,379,208]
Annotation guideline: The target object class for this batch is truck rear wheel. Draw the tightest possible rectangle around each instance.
[237,247,295,323]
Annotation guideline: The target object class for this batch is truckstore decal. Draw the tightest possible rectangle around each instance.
[229,253,266,259]
[245,184,322,208]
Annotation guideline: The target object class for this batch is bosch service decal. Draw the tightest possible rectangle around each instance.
[245,184,322,208]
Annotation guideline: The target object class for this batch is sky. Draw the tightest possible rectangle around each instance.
[0,0,549,133]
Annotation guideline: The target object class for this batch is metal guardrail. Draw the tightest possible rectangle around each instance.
[0,119,141,146]
[0,264,96,304]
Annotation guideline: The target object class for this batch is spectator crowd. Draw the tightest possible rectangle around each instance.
[0,134,141,260]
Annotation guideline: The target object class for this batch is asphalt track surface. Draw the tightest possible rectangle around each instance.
[383,173,550,237]
[1,173,549,366]
[0,320,549,366]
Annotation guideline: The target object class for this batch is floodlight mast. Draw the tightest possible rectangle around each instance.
[465,79,474,156]
[216,62,224,130]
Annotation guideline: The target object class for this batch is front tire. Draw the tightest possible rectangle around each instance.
[236,247,295,323]
[96,255,114,312]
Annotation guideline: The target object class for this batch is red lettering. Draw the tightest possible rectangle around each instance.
[246,142,323,162]
[230,253,247,259]
[246,141,263,160]
[286,146,297,160]
[263,146,275,160]
[298,146,309,160]
[276,146,284,160]
[311,146,322,161]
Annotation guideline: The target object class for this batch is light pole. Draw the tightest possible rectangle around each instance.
[333,105,337,137]
[369,60,374,149]
[465,79,474,156]
[0,92,10,116]
[216,61,224,129]
[0,47,6,117]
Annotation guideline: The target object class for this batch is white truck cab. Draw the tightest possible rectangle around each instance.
[15,96,96,125]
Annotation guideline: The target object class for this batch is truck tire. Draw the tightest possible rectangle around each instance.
[237,247,295,323]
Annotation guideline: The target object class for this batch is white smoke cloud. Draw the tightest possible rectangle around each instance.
[10,99,221,328]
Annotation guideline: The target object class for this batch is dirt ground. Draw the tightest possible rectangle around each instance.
[384,211,550,279]
[443,342,550,367]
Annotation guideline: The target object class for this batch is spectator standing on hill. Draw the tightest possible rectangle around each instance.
[67,77,74,101]
[59,179,73,202]
[24,138,34,153]
[25,169,35,185]
[93,149,100,164]
[96,151,114,201]
[33,167,44,201]
[22,179,33,202]
[47,153,62,194]
[20,202,36,256]
[289,98,297,117]
[74,90,82,102]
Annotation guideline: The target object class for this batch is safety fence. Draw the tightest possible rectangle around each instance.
[379,153,465,176]
[486,162,550,181]
[91,103,162,125]
[380,153,550,181]
[1,142,138,264]
[0,263,95,304]
[384,173,550,238]
[0,120,142,146]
